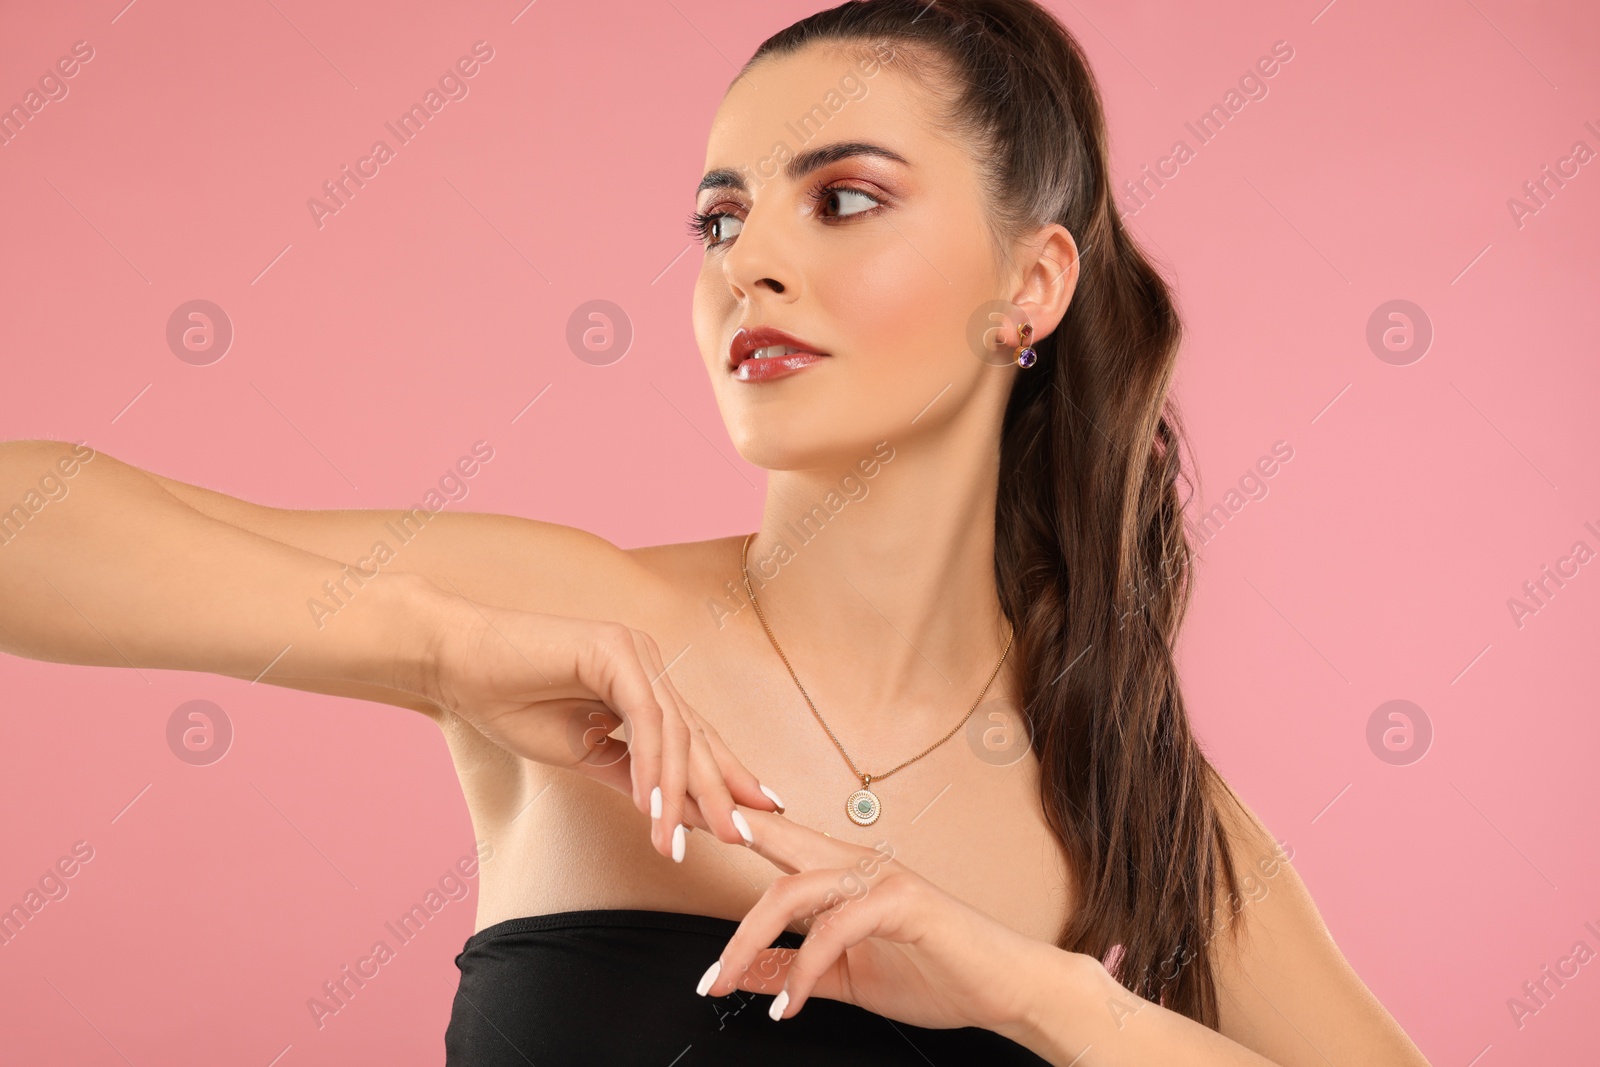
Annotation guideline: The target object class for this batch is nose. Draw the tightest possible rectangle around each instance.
[719,203,794,301]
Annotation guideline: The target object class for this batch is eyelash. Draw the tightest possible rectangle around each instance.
[685,183,885,248]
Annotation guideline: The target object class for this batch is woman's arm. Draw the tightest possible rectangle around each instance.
[703,800,1432,1067]
[998,944,1279,1064]
[0,438,783,853]
[0,439,443,701]
[999,790,1433,1066]
[130,443,662,715]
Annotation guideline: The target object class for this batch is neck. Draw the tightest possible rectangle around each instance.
[739,424,1014,733]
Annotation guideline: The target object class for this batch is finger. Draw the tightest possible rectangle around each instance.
[698,869,838,998]
[634,629,691,860]
[698,866,895,1008]
[560,702,634,797]
[677,792,712,834]
[774,880,915,1018]
[568,737,713,839]
[730,946,796,998]
[696,714,785,814]
[560,701,625,765]
[732,805,891,876]
[575,742,634,798]
[644,659,736,840]
[562,691,717,844]
[573,621,664,815]
[680,707,746,845]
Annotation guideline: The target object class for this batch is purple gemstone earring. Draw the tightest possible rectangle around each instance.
[1014,322,1037,368]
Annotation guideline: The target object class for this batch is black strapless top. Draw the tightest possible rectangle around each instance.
[444,908,1051,1065]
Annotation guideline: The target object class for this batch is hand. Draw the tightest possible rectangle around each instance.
[696,806,1083,1037]
[422,595,782,859]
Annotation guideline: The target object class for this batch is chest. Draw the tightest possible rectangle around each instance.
[643,608,1076,946]
[466,564,1077,945]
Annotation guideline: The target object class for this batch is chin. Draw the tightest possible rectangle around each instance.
[727,430,827,472]
[726,421,884,474]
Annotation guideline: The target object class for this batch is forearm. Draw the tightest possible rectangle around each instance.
[998,942,1279,1067]
[0,440,443,697]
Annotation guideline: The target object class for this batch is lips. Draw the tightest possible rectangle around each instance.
[728,326,830,382]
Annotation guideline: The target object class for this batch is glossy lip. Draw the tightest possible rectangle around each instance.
[728,325,831,373]
[732,351,828,383]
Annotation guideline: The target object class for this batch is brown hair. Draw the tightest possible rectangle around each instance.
[743,0,1246,1025]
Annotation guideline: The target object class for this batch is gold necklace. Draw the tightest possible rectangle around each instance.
[740,531,1015,826]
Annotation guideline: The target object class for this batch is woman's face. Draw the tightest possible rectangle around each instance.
[690,42,1033,471]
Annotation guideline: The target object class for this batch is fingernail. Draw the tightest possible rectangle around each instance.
[731,810,753,845]
[768,986,789,1021]
[759,783,786,812]
[650,785,662,820]
[695,959,721,996]
[671,822,687,863]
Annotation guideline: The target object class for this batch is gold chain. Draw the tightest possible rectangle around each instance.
[739,531,1015,788]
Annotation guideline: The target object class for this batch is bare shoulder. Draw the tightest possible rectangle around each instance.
[623,533,748,594]
[1206,773,1431,1066]
[614,532,756,639]
[1206,774,1303,945]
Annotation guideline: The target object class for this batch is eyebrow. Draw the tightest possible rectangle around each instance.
[695,140,910,198]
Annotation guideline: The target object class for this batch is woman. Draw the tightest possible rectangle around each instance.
[0,0,1433,1063]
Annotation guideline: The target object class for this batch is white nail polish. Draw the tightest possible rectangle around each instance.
[650,785,662,820]
[769,987,789,1021]
[731,810,753,845]
[695,959,721,996]
[671,822,686,862]
[759,783,786,810]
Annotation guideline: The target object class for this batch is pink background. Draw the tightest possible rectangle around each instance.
[2,0,1597,1062]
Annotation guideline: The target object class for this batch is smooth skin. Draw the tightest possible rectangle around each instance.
[0,444,776,863]
[699,803,1429,1064]
[0,40,1430,1067]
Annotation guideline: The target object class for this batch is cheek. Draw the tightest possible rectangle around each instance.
[692,270,730,369]
[819,232,990,384]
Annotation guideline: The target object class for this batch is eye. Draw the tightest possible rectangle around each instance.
[812,184,883,220]
[685,208,743,247]
[685,183,887,250]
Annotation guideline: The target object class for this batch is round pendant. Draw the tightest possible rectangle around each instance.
[845,788,881,826]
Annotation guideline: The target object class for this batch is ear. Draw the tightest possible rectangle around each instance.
[1006,223,1079,347]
